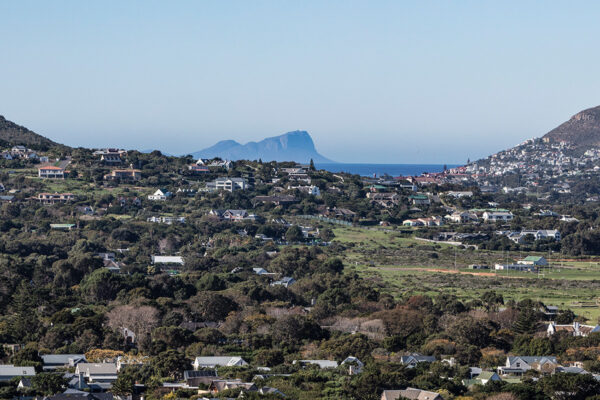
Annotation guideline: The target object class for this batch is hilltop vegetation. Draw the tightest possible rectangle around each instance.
[0,116,64,151]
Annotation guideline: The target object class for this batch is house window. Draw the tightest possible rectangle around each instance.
[516,363,520,368]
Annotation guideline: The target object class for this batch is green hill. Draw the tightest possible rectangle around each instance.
[0,115,64,151]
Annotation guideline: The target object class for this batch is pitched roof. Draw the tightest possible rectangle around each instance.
[0,365,36,377]
[194,356,247,367]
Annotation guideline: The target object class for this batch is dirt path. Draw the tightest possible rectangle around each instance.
[375,266,519,278]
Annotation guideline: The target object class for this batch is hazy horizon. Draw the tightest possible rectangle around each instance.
[2,1,600,163]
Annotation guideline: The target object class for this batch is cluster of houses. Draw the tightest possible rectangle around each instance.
[0,145,47,161]
[495,229,561,243]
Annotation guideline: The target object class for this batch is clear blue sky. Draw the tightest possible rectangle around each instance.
[1,1,599,163]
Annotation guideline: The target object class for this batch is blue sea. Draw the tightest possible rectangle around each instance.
[315,163,459,177]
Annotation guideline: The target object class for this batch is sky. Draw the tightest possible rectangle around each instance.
[1,1,600,163]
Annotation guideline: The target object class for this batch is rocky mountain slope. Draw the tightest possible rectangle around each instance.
[191,130,334,163]
[543,105,600,148]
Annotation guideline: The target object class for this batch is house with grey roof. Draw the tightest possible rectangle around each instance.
[498,356,558,376]
[42,354,86,370]
[0,365,36,381]
[74,363,118,382]
[293,360,339,369]
[399,353,436,368]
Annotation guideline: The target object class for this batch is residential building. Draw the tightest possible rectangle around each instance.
[0,365,36,381]
[36,192,75,204]
[74,363,118,382]
[209,380,257,394]
[518,256,548,266]
[253,195,298,206]
[270,277,296,288]
[38,166,66,179]
[208,177,248,192]
[381,388,443,400]
[151,256,184,266]
[193,356,248,369]
[409,194,431,205]
[547,321,600,337]
[445,191,473,198]
[148,188,172,201]
[462,371,502,387]
[103,169,141,181]
[93,149,126,164]
[497,356,558,376]
[399,353,436,368]
[147,216,185,224]
[42,354,87,371]
[483,211,514,222]
[293,360,339,369]
[448,211,478,223]
[187,164,209,173]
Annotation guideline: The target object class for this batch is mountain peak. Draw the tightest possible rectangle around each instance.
[543,105,600,147]
[191,131,333,163]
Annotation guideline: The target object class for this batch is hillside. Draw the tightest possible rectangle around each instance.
[190,130,334,163]
[0,115,61,150]
[543,105,600,148]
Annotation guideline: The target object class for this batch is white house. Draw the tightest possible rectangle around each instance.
[151,255,184,265]
[293,360,339,369]
[497,356,557,376]
[209,177,248,192]
[193,356,247,369]
[148,189,172,201]
[547,321,600,337]
[483,211,514,222]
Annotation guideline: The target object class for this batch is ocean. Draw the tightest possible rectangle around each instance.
[315,163,459,177]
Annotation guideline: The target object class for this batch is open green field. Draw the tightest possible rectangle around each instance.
[332,225,600,323]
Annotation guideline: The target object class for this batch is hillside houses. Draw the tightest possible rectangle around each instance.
[497,230,561,243]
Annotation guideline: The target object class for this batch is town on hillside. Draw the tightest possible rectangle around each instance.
[3,132,600,400]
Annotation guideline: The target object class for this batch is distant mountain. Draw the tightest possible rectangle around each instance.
[0,115,62,150]
[190,131,334,163]
[543,105,600,148]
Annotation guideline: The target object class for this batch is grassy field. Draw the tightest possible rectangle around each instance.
[332,226,600,323]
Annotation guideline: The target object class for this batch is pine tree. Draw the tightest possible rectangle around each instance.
[309,158,315,171]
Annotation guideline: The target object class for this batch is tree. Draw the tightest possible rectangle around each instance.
[188,292,239,322]
[112,371,135,396]
[107,305,160,345]
[31,373,67,396]
[152,350,190,380]
[11,347,42,371]
[285,225,303,242]
[319,228,335,242]
[309,158,316,171]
